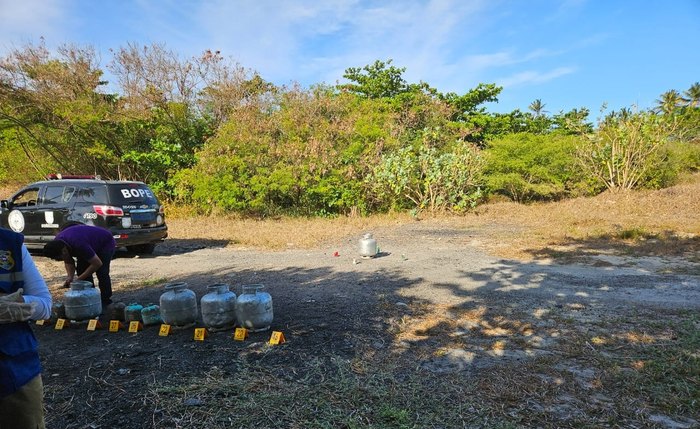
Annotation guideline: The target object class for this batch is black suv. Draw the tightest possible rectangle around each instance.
[0,175,167,254]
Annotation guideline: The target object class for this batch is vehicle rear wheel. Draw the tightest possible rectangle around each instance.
[126,243,156,255]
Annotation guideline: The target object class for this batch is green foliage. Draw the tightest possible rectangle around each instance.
[370,134,485,213]
[3,43,696,219]
[484,133,589,202]
[577,111,677,191]
[440,83,502,118]
[0,134,44,184]
[175,88,398,216]
[340,59,434,100]
[119,105,212,196]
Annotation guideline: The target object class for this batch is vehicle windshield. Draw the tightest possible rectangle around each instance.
[107,184,159,205]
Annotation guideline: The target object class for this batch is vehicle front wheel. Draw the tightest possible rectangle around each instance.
[126,243,156,255]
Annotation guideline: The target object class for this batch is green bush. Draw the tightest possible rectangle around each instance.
[483,132,589,202]
[172,89,399,216]
[370,139,485,213]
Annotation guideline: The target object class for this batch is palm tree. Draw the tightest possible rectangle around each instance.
[528,99,547,117]
[654,90,683,115]
[682,82,700,108]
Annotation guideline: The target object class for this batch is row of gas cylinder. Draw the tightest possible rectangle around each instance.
[58,233,378,328]
[59,281,273,332]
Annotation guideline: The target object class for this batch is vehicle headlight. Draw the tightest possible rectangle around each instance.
[156,214,163,226]
[122,217,132,228]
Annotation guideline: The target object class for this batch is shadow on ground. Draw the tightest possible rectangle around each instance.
[34,249,699,428]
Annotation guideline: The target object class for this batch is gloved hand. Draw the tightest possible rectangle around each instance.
[0,300,36,323]
[0,288,25,303]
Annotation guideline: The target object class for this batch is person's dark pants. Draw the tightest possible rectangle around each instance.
[0,374,45,429]
[76,249,115,305]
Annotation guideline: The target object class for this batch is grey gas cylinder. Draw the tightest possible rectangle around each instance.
[235,284,273,332]
[359,233,378,258]
[200,284,237,330]
[64,280,102,321]
[159,282,198,326]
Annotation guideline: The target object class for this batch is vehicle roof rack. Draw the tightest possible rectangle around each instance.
[46,174,101,180]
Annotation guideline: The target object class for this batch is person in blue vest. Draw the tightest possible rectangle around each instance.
[0,227,53,429]
[42,224,116,307]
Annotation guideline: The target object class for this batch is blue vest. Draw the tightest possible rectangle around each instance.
[0,228,42,397]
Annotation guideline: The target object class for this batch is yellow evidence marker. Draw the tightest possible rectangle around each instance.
[194,328,208,341]
[233,327,248,341]
[128,321,143,333]
[109,320,123,332]
[269,331,286,345]
[54,319,67,330]
[87,319,101,331]
[159,324,171,336]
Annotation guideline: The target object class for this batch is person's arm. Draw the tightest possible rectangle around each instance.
[62,250,77,288]
[76,254,103,281]
[20,245,52,320]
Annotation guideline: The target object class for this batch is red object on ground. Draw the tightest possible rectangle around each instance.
[333,251,340,257]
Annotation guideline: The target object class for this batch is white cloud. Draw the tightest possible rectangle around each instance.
[0,0,68,52]
[182,0,495,87]
[496,67,577,88]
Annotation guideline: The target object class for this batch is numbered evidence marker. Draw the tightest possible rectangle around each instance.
[193,327,208,341]
[233,327,248,341]
[159,324,171,337]
[87,319,101,331]
[35,319,47,326]
[128,321,143,333]
[109,320,123,332]
[54,318,68,330]
[269,331,286,345]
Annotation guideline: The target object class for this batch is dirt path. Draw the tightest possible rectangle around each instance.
[31,221,700,428]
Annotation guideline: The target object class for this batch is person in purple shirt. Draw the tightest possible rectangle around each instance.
[43,224,117,306]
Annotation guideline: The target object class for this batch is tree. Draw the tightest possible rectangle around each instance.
[577,111,675,191]
[370,139,485,212]
[655,90,683,115]
[682,82,700,108]
[484,133,587,202]
[339,59,415,99]
[551,108,593,134]
[528,99,547,117]
[0,40,122,178]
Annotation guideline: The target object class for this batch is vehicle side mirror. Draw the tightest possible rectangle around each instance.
[0,200,8,210]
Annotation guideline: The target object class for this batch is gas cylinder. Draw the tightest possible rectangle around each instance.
[159,282,198,326]
[106,302,126,321]
[140,304,162,326]
[200,284,237,330]
[235,284,273,332]
[52,301,66,321]
[64,280,102,321]
[124,303,144,323]
[359,233,378,258]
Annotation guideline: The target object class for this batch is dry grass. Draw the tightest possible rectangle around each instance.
[167,173,700,260]
[165,212,416,249]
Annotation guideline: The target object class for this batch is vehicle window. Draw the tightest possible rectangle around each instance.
[78,185,108,204]
[43,185,77,205]
[108,184,159,205]
[12,188,40,207]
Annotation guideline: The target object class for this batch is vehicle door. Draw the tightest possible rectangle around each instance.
[1,186,43,238]
[39,183,78,236]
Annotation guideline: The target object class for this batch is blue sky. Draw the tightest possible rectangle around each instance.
[1,0,698,117]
